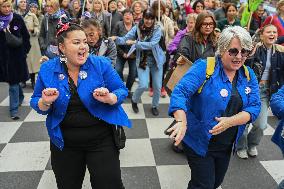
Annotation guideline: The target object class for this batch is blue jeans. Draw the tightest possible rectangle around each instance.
[115,56,137,91]
[132,56,163,108]
[9,83,24,117]
[237,83,269,150]
[278,180,284,189]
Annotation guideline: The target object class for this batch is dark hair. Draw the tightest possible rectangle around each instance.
[122,8,133,16]
[143,9,155,19]
[151,0,166,15]
[192,0,204,11]
[81,18,102,30]
[193,11,216,45]
[224,3,237,16]
[57,24,84,44]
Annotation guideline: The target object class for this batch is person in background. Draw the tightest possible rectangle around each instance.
[59,0,71,16]
[168,13,197,56]
[112,9,166,116]
[117,0,126,13]
[175,11,216,64]
[214,0,234,21]
[39,0,63,58]
[29,2,44,26]
[91,0,110,37]
[184,0,194,15]
[192,0,205,14]
[249,3,266,36]
[17,0,42,89]
[151,0,175,98]
[30,20,130,189]
[108,0,122,34]
[270,86,284,189]
[0,0,31,120]
[236,24,284,159]
[112,8,136,97]
[69,0,82,23]
[131,1,143,24]
[204,0,214,12]
[213,0,221,10]
[262,0,284,39]
[168,26,260,189]
[81,18,117,66]
[217,3,240,31]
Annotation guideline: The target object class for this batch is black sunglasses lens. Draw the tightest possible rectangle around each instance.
[228,48,239,56]
[241,49,251,57]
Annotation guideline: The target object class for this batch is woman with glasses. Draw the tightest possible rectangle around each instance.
[175,11,216,65]
[236,24,284,159]
[217,3,240,31]
[168,26,261,189]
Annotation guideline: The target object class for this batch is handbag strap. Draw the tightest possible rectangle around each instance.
[62,63,77,95]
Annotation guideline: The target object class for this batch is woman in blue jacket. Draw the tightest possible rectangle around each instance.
[30,20,130,189]
[270,86,284,189]
[168,26,261,189]
[111,9,166,116]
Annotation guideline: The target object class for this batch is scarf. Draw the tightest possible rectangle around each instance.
[0,12,13,31]
[48,9,62,20]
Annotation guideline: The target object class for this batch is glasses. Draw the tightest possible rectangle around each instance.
[227,48,251,58]
[201,22,214,28]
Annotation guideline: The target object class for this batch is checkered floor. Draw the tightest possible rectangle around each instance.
[0,81,284,189]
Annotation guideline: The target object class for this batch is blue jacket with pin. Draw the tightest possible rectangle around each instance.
[168,57,261,156]
[30,55,131,150]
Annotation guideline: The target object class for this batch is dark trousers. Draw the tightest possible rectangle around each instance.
[50,138,124,189]
[183,143,231,189]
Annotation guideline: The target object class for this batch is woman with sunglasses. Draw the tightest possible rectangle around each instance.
[236,24,284,159]
[30,19,130,189]
[168,26,261,189]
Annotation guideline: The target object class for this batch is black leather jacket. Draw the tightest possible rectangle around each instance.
[246,43,284,95]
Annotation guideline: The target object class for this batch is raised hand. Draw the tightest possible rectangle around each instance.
[92,87,117,105]
[41,88,59,105]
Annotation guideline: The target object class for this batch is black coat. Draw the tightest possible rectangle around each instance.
[0,13,31,84]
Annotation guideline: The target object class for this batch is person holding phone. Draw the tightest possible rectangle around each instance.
[30,18,130,189]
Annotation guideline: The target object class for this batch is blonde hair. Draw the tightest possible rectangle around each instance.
[131,1,144,12]
[46,0,60,9]
[217,26,253,55]
[277,0,284,14]
[92,0,105,12]
[186,13,198,24]
[0,0,12,6]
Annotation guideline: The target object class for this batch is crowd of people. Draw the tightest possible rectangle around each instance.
[1,0,284,188]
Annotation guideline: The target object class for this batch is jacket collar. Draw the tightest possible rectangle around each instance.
[53,56,90,73]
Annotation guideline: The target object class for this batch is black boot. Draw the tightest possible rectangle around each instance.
[30,73,35,89]
[131,100,139,113]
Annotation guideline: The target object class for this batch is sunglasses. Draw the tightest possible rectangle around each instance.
[227,48,251,58]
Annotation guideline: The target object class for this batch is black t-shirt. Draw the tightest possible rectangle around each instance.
[60,78,112,148]
[208,73,243,152]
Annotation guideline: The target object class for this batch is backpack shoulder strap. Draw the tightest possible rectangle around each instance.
[243,65,251,81]
[197,57,216,94]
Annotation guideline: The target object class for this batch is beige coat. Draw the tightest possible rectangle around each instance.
[24,12,42,74]
[160,15,175,48]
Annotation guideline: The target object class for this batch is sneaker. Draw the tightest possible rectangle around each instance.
[151,107,159,116]
[11,116,20,120]
[248,146,258,157]
[237,149,248,159]
[160,87,167,98]
[149,88,153,97]
[131,100,139,113]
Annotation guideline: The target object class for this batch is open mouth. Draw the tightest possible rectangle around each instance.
[232,60,241,65]
[78,51,86,60]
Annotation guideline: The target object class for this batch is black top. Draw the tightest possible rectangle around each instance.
[60,71,112,148]
[208,73,243,152]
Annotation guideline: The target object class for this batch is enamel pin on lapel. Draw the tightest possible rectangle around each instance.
[245,87,251,94]
[79,71,87,80]
[220,89,228,97]
[59,73,65,80]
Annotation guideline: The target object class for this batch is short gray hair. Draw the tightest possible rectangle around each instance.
[216,26,253,55]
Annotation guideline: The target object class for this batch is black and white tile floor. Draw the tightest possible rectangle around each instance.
[0,82,283,189]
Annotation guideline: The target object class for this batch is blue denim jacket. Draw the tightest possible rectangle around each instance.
[30,55,131,150]
[270,86,284,155]
[115,24,166,69]
[169,57,261,156]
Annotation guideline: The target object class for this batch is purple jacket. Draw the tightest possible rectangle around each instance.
[167,28,187,55]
